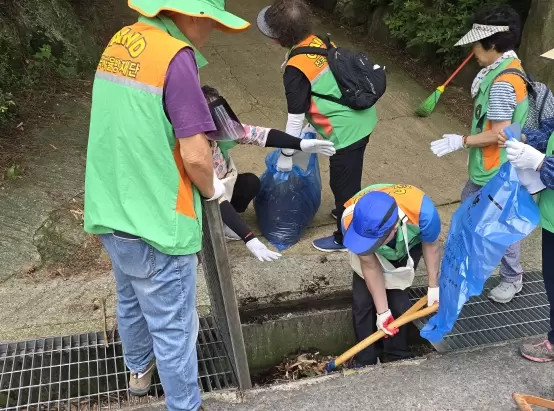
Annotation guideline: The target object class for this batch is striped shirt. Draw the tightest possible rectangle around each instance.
[488,81,517,121]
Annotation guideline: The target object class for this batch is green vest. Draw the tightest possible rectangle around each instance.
[469,58,529,186]
[286,35,378,150]
[84,16,208,255]
[538,135,554,233]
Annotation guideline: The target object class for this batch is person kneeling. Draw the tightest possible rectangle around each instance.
[341,185,441,366]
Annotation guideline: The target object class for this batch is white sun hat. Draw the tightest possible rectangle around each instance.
[455,23,510,46]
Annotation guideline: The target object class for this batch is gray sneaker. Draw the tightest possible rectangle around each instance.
[129,359,156,397]
[487,279,523,303]
[520,338,554,363]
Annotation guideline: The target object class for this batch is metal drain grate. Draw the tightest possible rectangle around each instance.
[409,271,550,352]
[0,317,236,410]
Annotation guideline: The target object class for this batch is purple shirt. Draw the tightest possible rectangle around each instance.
[163,48,216,137]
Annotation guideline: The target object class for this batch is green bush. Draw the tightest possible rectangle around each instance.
[0,0,133,130]
[381,0,527,67]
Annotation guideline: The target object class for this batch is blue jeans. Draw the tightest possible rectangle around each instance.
[100,234,201,411]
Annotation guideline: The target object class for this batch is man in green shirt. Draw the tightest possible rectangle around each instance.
[84,0,248,409]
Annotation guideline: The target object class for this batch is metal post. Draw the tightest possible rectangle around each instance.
[200,199,252,390]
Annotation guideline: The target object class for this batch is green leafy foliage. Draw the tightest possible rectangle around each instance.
[27,45,78,83]
[382,0,516,67]
[0,0,131,129]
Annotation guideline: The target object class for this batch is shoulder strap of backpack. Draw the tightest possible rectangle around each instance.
[495,68,530,84]
[288,46,328,59]
[287,34,333,60]
[495,67,537,101]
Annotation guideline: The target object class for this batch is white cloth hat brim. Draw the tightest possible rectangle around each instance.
[455,23,510,46]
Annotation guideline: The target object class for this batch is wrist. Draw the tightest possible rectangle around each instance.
[462,135,468,149]
[243,232,256,243]
[536,155,546,171]
[202,187,216,199]
[376,306,389,315]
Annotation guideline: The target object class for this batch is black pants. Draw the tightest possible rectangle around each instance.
[543,229,554,344]
[330,136,369,244]
[352,243,423,365]
[230,173,260,213]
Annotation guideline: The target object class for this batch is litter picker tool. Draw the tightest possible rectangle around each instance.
[325,296,438,372]
[513,393,554,410]
[415,53,474,117]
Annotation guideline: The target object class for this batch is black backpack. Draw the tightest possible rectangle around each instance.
[287,35,386,111]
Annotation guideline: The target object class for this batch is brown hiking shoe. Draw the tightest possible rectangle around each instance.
[520,338,554,363]
[129,359,156,396]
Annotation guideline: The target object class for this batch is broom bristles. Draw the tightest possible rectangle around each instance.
[415,88,443,117]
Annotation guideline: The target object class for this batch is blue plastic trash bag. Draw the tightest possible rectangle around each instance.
[254,132,322,251]
[421,162,540,343]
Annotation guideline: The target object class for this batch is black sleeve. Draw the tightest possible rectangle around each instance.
[265,128,302,149]
[219,200,255,243]
[283,66,312,115]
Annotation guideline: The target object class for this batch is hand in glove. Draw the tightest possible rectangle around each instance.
[427,287,439,307]
[376,309,399,337]
[299,139,336,156]
[505,140,545,170]
[246,238,282,262]
[430,134,464,157]
[206,175,226,201]
[276,150,294,172]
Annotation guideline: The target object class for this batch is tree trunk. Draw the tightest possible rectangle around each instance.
[520,0,554,89]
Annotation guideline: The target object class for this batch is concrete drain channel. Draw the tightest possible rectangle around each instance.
[1,272,549,409]
[0,317,235,410]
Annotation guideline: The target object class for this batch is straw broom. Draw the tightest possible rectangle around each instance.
[416,53,474,117]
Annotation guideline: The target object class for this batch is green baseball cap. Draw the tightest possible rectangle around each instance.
[128,0,250,32]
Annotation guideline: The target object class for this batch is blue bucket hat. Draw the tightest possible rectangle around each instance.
[342,191,399,255]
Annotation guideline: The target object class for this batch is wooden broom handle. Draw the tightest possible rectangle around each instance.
[333,297,437,367]
[513,393,554,410]
[442,53,474,88]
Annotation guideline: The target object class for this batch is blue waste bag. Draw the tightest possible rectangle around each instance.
[254,133,322,251]
[421,162,540,343]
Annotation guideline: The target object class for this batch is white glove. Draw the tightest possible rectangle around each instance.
[427,287,439,307]
[430,134,464,157]
[206,175,226,201]
[505,140,546,170]
[516,168,546,195]
[299,139,336,156]
[376,309,398,337]
[276,151,293,172]
[245,238,282,262]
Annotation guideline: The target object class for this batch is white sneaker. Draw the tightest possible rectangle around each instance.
[223,225,241,241]
[488,279,523,303]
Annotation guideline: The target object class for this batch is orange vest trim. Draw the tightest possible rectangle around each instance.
[286,35,330,83]
[344,185,425,227]
[482,60,527,171]
[98,22,189,89]
[173,145,196,219]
